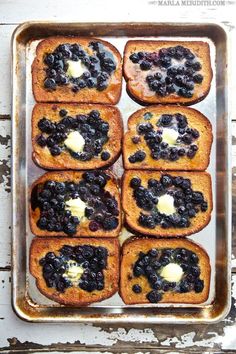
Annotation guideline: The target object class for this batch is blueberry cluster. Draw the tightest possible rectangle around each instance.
[130,174,208,229]
[31,171,119,235]
[37,109,111,161]
[43,41,116,92]
[129,45,203,98]
[129,112,200,163]
[132,247,204,303]
[39,244,108,292]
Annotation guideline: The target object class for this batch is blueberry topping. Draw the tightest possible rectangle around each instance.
[129,112,200,163]
[39,244,108,293]
[132,246,204,302]
[32,172,119,235]
[129,46,204,98]
[43,41,117,92]
[36,108,112,161]
[131,174,208,230]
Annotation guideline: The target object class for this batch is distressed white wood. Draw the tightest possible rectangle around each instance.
[0,271,235,350]
[0,120,11,268]
[0,0,234,24]
[0,25,15,115]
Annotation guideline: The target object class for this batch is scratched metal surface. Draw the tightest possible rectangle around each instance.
[1,0,236,351]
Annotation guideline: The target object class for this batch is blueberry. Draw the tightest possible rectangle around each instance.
[133,265,144,276]
[190,266,200,277]
[201,201,208,212]
[37,217,48,229]
[129,150,146,163]
[138,214,155,229]
[129,53,140,63]
[178,217,190,228]
[44,53,55,65]
[38,118,55,134]
[148,179,159,188]
[194,279,204,293]
[161,142,168,149]
[179,280,190,293]
[160,174,173,187]
[192,62,202,71]
[55,182,65,194]
[156,86,167,96]
[44,77,57,90]
[100,122,109,133]
[101,151,110,161]
[159,55,171,68]
[103,217,118,230]
[59,109,68,117]
[160,114,172,126]
[50,146,61,156]
[138,122,153,134]
[130,177,141,189]
[60,245,73,256]
[178,148,186,156]
[190,253,199,264]
[132,136,141,144]
[45,252,56,262]
[146,290,162,303]
[37,134,47,147]
[192,192,204,204]
[192,129,200,139]
[140,60,151,70]
[193,74,203,83]
[178,88,193,98]
[132,284,142,293]
[148,248,158,257]
[63,223,76,235]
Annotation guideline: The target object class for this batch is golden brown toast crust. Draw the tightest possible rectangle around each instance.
[122,171,213,237]
[29,171,121,237]
[32,37,122,104]
[120,237,211,304]
[32,103,123,170]
[123,105,213,170]
[123,40,213,105]
[30,238,120,306]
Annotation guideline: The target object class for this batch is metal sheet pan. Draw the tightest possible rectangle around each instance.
[11,22,231,323]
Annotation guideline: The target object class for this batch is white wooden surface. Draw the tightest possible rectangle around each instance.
[0,0,236,352]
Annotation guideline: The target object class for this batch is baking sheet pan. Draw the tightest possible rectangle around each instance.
[11,22,231,323]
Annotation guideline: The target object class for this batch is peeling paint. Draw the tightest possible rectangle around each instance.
[0,158,10,193]
[0,134,10,146]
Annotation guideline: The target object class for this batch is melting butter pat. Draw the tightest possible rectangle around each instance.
[63,260,83,283]
[162,128,178,146]
[157,194,176,215]
[66,59,87,78]
[160,263,183,282]
[65,197,86,219]
[64,131,85,153]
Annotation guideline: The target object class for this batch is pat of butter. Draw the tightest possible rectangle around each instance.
[66,59,87,78]
[63,260,84,283]
[65,197,86,219]
[157,194,176,215]
[160,263,184,282]
[64,131,85,153]
[162,128,179,146]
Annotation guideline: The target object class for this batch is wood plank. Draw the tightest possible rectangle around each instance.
[0,119,11,268]
[0,0,234,24]
[0,271,235,352]
[0,25,15,115]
